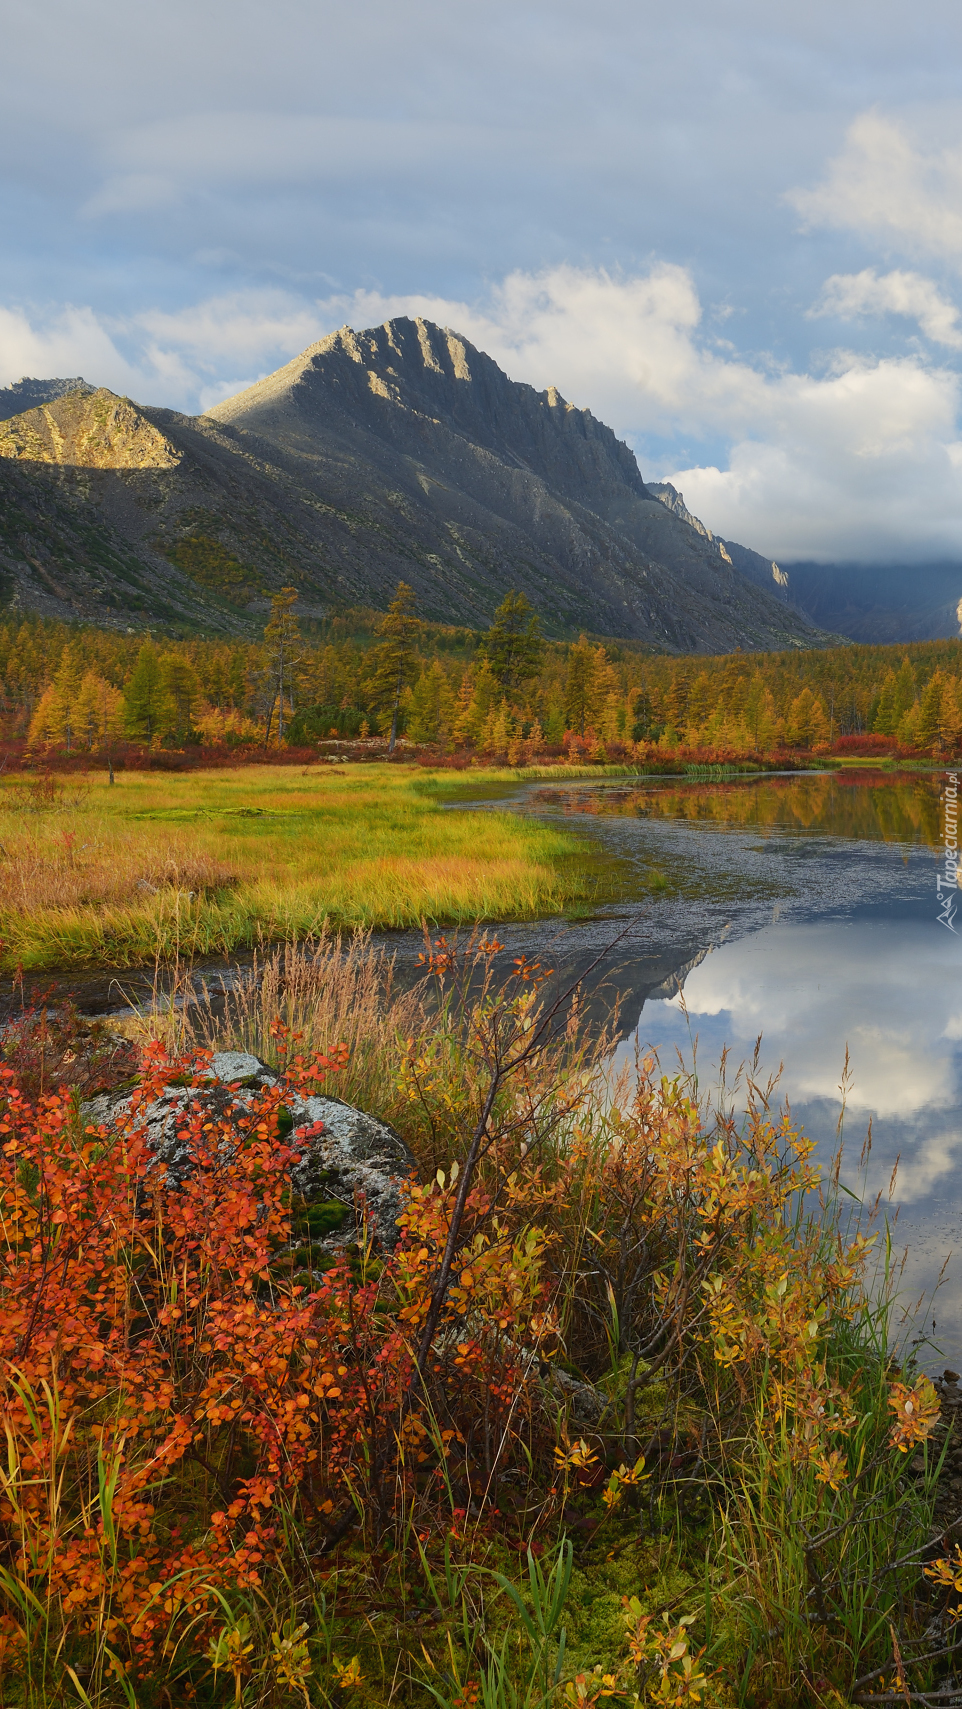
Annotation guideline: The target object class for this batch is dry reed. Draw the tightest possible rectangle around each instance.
[192,930,431,1134]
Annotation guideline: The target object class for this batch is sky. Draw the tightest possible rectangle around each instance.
[5,0,962,564]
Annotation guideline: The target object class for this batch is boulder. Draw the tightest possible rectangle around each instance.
[81,1050,416,1254]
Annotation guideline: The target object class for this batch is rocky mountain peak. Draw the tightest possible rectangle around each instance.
[0,388,181,472]
[0,322,835,649]
[0,375,95,424]
[206,315,649,507]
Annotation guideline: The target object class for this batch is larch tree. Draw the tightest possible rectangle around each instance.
[263,587,301,744]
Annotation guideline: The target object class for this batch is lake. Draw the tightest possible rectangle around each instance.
[476,769,962,1374]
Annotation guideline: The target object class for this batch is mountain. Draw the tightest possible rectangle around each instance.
[775,561,962,643]
[648,481,962,644]
[648,482,791,599]
[0,376,95,423]
[0,322,835,649]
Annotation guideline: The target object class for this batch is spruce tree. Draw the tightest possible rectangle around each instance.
[123,643,163,740]
[369,582,421,753]
[483,590,544,693]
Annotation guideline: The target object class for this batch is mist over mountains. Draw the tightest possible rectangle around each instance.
[649,482,962,646]
[0,318,950,649]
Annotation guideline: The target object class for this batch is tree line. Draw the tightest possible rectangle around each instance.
[4,583,962,758]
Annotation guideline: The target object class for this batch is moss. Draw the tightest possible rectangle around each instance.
[561,1541,697,1678]
[298,1200,349,1237]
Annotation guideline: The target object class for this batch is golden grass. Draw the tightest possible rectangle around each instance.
[0,765,592,971]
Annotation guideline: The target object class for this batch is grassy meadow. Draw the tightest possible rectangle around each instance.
[0,763,603,971]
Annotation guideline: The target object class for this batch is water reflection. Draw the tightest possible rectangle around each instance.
[532,771,945,846]
[503,771,962,1363]
[610,914,962,1367]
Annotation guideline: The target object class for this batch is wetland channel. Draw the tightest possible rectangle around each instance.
[16,766,962,1372]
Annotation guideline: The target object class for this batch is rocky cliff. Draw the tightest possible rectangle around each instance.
[648,482,790,600]
[0,322,835,649]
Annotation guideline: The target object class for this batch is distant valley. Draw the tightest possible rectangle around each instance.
[647,481,962,646]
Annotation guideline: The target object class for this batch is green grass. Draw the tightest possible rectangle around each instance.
[0,764,601,971]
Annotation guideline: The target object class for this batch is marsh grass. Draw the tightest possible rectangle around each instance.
[0,765,594,971]
[193,931,432,1136]
[710,1232,942,1705]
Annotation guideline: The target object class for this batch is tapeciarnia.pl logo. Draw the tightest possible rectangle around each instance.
[938,771,959,933]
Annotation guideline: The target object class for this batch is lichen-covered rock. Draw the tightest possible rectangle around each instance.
[81,1050,416,1253]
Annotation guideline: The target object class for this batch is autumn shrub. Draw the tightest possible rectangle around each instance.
[832,733,899,755]
[0,943,958,1707]
[0,998,139,1100]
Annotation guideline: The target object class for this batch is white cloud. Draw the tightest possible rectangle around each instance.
[0,291,333,411]
[812,267,962,349]
[879,1128,962,1205]
[0,304,144,393]
[6,261,962,561]
[788,111,962,263]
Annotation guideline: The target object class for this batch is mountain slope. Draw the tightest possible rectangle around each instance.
[0,376,95,423]
[648,482,791,599]
[649,479,962,642]
[204,318,830,651]
[782,561,962,643]
[0,326,835,649]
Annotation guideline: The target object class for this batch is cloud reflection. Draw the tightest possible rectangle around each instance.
[620,920,961,1120]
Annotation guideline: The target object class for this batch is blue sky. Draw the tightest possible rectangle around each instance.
[5,0,962,563]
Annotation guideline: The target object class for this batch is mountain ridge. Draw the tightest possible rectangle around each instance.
[0,322,836,649]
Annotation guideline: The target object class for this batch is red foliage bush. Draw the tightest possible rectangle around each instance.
[0,1026,556,1684]
[830,733,899,754]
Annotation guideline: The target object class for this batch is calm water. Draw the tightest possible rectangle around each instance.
[31,766,960,1367]
[496,770,962,1371]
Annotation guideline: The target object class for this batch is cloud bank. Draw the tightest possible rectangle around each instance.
[6,254,962,564]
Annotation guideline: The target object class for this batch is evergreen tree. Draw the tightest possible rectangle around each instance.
[894,656,916,719]
[369,582,421,752]
[123,644,163,740]
[407,661,456,743]
[482,590,544,692]
[563,637,603,736]
[157,655,201,744]
[916,671,945,752]
[873,669,898,734]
